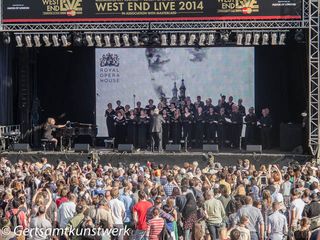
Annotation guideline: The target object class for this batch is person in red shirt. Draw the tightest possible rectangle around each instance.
[132,190,153,240]
[56,188,69,208]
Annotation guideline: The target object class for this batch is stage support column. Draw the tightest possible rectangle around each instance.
[308,0,320,162]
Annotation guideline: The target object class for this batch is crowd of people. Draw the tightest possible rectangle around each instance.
[105,95,273,151]
[0,156,319,240]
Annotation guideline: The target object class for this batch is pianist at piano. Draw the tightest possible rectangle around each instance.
[42,117,66,147]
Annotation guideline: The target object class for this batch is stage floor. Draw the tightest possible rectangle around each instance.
[0,148,312,168]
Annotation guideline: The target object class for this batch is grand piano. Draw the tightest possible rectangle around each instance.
[55,122,97,150]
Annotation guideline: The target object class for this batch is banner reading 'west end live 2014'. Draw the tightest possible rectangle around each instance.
[2,0,301,23]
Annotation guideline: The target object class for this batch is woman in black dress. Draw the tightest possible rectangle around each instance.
[195,107,205,148]
[161,109,170,149]
[217,108,227,148]
[126,110,137,147]
[137,110,150,150]
[114,111,126,147]
[170,109,182,144]
[104,103,116,138]
[182,107,193,146]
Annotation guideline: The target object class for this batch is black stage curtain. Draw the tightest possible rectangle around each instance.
[0,42,14,125]
[36,47,95,125]
[254,43,308,146]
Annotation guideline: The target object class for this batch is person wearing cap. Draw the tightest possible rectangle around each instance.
[267,202,288,240]
[150,108,165,152]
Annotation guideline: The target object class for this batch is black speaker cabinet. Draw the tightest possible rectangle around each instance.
[165,144,181,152]
[203,144,219,152]
[13,143,30,152]
[118,144,134,153]
[74,144,90,153]
[246,145,262,153]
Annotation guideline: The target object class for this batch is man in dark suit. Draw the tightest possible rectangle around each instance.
[150,108,165,152]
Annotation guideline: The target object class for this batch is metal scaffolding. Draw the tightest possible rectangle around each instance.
[308,0,319,158]
[0,0,319,157]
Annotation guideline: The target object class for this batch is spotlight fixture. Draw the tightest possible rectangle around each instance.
[140,34,149,45]
[279,33,286,45]
[207,33,215,45]
[271,33,277,45]
[170,34,177,46]
[42,35,51,47]
[86,34,94,47]
[236,33,243,45]
[199,33,206,46]
[295,29,304,42]
[114,35,121,47]
[188,34,196,46]
[245,33,252,45]
[52,35,60,47]
[221,31,229,42]
[15,35,23,47]
[262,33,269,45]
[25,35,32,48]
[3,33,11,45]
[33,35,41,47]
[104,35,111,47]
[95,35,102,47]
[132,35,140,46]
[253,33,260,45]
[151,34,160,45]
[122,34,130,47]
[61,34,70,47]
[179,34,186,46]
[161,34,168,46]
[73,33,82,46]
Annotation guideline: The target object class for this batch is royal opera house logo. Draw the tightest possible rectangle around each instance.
[99,53,120,84]
[100,53,120,67]
[41,0,83,17]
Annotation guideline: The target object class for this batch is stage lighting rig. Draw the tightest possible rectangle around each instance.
[188,34,196,45]
[104,35,111,47]
[3,33,11,45]
[262,33,269,45]
[271,33,277,45]
[132,35,140,46]
[161,34,168,46]
[198,33,206,46]
[123,34,130,47]
[236,33,243,45]
[25,35,32,48]
[95,35,102,47]
[42,35,51,47]
[170,34,177,46]
[220,31,230,43]
[33,35,41,47]
[114,35,121,47]
[52,35,59,47]
[279,33,286,45]
[245,33,252,45]
[207,33,215,45]
[61,34,71,47]
[253,33,260,45]
[85,34,94,47]
[179,34,186,46]
[15,35,23,47]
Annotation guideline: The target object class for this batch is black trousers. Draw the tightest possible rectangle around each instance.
[261,127,272,149]
[152,132,163,151]
[245,125,256,145]
[217,124,225,147]
[231,124,242,148]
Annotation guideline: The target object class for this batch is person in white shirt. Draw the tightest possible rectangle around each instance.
[57,193,76,228]
[289,189,305,229]
[109,188,126,240]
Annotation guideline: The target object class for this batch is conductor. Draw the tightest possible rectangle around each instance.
[150,108,165,152]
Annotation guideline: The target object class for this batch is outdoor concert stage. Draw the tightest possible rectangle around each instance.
[0,148,312,168]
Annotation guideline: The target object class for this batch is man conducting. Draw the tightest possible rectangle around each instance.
[150,108,165,152]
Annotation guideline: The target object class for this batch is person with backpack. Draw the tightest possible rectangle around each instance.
[5,198,27,240]
[64,205,86,240]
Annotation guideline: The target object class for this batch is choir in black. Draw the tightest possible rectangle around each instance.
[105,96,273,150]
